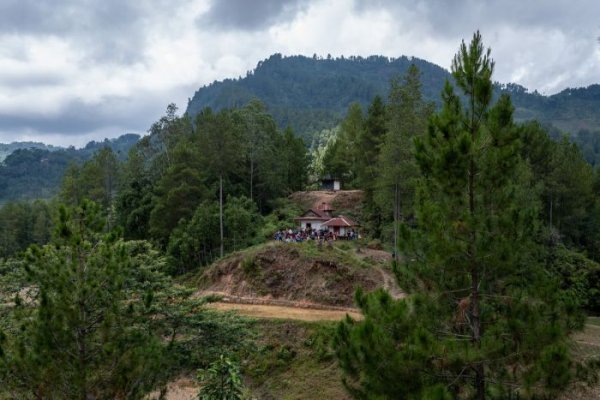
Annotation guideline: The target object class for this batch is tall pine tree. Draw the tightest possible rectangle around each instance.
[335,32,591,399]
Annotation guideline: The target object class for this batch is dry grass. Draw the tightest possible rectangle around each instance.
[147,377,197,400]
[559,320,600,400]
[206,302,362,322]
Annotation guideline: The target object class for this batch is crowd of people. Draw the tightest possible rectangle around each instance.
[274,227,358,243]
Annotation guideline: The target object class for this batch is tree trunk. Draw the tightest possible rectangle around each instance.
[250,158,254,202]
[468,97,485,400]
[394,183,399,263]
[219,174,224,258]
[77,247,88,400]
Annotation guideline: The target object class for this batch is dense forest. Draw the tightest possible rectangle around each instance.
[0,134,139,203]
[0,32,599,399]
[188,54,600,165]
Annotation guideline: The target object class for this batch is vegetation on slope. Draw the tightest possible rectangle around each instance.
[187,54,600,166]
[0,134,139,203]
[190,240,394,308]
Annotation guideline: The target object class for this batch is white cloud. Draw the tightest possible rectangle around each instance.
[0,0,599,145]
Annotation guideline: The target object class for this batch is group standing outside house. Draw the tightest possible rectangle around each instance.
[274,227,358,243]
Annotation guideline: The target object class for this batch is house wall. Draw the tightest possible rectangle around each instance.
[333,180,341,191]
[325,226,347,235]
[300,221,323,231]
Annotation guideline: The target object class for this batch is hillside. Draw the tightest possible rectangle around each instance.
[186,54,600,164]
[0,134,140,203]
[190,241,399,309]
[187,54,449,138]
[0,142,60,163]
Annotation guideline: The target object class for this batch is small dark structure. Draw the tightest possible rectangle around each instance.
[321,175,341,191]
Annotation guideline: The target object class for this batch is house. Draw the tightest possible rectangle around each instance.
[294,202,334,231]
[322,215,358,236]
[321,175,341,191]
[295,203,359,236]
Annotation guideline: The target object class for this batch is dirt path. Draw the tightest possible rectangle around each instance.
[378,267,405,299]
[206,302,362,321]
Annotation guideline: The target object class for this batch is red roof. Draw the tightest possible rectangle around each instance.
[294,208,331,221]
[322,215,358,227]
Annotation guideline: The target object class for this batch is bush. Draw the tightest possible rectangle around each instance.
[548,246,600,314]
[366,239,383,250]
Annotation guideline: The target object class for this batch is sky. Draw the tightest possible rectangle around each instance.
[1,0,599,146]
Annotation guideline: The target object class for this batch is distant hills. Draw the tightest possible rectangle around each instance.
[186,54,600,164]
[0,134,139,203]
[0,142,60,163]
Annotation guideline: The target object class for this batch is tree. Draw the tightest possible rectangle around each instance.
[0,201,165,399]
[358,96,387,238]
[197,355,245,400]
[167,201,221,274]
[117,147,155,240]
[335,32,591,399]
[322,103,364,186]
[149,138,208,247]
[376,65,433,256]
[195,109,242,258]
[224,196,261,252]
[281,126,309,193]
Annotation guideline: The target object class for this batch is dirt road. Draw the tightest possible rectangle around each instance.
[206,301,361,321]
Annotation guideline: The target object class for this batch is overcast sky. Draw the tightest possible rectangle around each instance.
[1,0,599,146]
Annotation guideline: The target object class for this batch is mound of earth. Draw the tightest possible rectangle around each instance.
[288,190,363,213]
[194,242,397,308]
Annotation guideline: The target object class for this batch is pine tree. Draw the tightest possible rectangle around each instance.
[376,65,433,255]
[0,201,166,399]
[358,96,387,238]
[335,31,591,399]
[195,109,242,258]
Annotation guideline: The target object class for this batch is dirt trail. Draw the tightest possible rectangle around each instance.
[206,302,361,321]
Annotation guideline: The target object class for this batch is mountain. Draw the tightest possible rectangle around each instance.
[186,54,600,164]
[0,134,140,203]
[0,142,60,163]
[187,54,449,138]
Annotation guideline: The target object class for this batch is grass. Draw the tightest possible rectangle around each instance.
[242,319,349,400]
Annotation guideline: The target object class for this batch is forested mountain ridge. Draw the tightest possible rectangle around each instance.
[186,54,449,137]
[0,133,140,203]
[0,142,60,162]
[186,54,600,164]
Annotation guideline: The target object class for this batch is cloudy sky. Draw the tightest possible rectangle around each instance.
[1,0,599,146]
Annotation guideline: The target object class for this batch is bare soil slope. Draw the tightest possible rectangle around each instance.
[192,242,399,309]
[288,189,363,212]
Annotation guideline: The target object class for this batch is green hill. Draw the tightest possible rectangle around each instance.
[0,134,140,203]
[186,54,600,164]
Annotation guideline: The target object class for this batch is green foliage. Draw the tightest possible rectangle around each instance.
[0,201,253,398]
[186,53,600,150]
[335,32,595,399]
[519,121,599,260]
[60,147,121,219]
[167,196,262,274]
[197,355,245,400]
[149,138,209,246]
[115,101,308,269]
[546,245,600,314]
[167,200,221,273]
[224,196,262,251]
[0,135,138,204]
[0,199,54,258]
[259,198,303,240]
[0,201,165,399]
[335,290,452,399]
[376,65,434,248]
